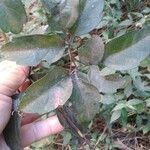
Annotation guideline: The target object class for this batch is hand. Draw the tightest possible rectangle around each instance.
[0,61,64,149]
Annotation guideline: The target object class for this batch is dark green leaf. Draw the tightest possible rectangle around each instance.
[78,35,104,65]
[0,34,65,66]
[42,0,79,30]
[88,65,127,93]
[70,72,101,123]
[105,26,150,58]
[119,108,128,126]
[136,115,142,128]
[3,94,21,150]
[75,0,104,36]
[104,26,150,70]
[20,66,73,114]
[3,112,21,150]
[0,0,27,34]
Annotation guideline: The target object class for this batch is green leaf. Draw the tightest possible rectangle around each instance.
[75,0,104,36]
[146,98,150,107]
[70,72,101,123]
[41,0,60,10]
[140,57,150,67]
[61,131,72,146]
[0,0,27,34]
[126,99,145,112]
[20,66,73,114]
[132,76,150,92]
[78,35,104,65]
[126,99,143,106]
[110,110,121,123]
[101,94,115,105]
[119,19,133,27]
[104,26,150,70]
[42,0,79,30]
[124,82,133,98]
[88,65,127,93]
[126,105,136,110]
[113,103,126,111]
[0,34,65,66]
[142,124,150,134]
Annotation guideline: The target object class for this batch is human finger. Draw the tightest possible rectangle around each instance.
[0,61,29,96]
[21,115,64,147]
[0,61,29,133]
[21,113,41,126]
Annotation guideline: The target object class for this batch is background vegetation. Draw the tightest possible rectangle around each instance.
[0,0,150,149]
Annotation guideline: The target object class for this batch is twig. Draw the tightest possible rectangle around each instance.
[114,139,133,150]
[68,47,77,73]
[66,36,77,74]
[57,107,85,140]
[95,126,107,148]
